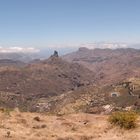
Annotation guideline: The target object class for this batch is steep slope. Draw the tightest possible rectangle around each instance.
[40,78,140,114]
[63,48,140,85]
[0,55,94,111]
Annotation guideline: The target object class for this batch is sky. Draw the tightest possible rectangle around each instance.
[0,0,140,51]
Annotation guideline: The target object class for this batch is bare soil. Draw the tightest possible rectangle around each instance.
[0,110,140,140]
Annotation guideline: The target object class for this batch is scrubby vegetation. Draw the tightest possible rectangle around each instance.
[109,111,138,129]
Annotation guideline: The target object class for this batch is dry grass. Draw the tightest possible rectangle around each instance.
[0,109,139,140]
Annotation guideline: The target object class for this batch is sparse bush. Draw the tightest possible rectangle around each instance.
[109,111,138,129]
[33,116,41,122]
[41,124,47,128]
[3,108,13,117]
[6,131,11,138]
[80,135,93,140]
[71,126,77,131]
[57,137,74,140]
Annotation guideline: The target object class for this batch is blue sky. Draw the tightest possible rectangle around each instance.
[0,0,140,48]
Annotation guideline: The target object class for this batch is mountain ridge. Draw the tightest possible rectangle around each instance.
[62,47,140,85]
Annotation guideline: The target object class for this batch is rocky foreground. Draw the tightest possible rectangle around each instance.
[0,110,140,140]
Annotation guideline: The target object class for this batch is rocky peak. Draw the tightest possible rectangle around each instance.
[51,50,59,57]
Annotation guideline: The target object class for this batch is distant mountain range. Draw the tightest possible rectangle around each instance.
[63,47,140,85]
[0,43,139,62]
[0,47,139,113]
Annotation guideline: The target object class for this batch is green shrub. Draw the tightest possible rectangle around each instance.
[1,108,13,117]
[109,111,138,129]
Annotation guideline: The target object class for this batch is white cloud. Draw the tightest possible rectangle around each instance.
[0,47,40,53]
[47,43,79,49]
[79,42,129,49]
[47,42,129,49]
